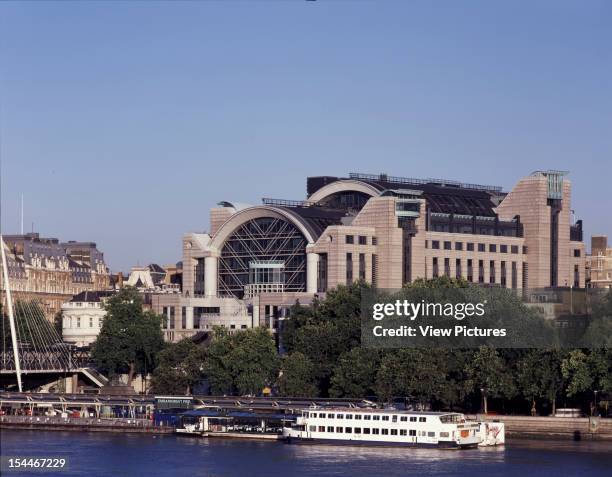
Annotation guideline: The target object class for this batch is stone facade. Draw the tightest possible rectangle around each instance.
[586,235,612,289]
[1,233,110,321]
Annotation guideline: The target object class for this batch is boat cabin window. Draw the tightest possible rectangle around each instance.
[392,415,398,422]
[428,432,435,437]
[354,414,362,420]
[318,426,325,432]
[409,430,416,436]
[382,416,389,421]
[419,417,427,422]
[373,415,380,421]
[309,425,316,432]
[328,413,335,419]
[319,413,326,418]
[440,432,450,438]
[346,414,353,419]
[391,429,398,435]
[364,415,371,420]
[400,416,407,422]
[372,429,380,435]
[409,416,417,422]
[382,429,389,435]
[337,414,344,419]
[336,427,343,433]
[439,414,462,424]
[354,427,361,434]
[363,428,370,434]
[345,427,352,433]
[400,430,407,436]
[327,426,334,432]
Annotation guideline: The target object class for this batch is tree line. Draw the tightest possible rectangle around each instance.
[91,282,612,415]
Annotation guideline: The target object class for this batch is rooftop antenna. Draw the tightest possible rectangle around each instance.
[20,193,23,235]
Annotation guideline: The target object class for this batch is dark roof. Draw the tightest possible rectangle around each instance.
[280,206,346,239]
[307,174,502,217]
[148,263,166,274]
[70,290,115,303]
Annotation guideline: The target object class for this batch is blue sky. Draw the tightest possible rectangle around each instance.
[1,1,610,272]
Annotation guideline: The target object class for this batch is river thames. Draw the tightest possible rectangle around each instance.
[1,430,611,477]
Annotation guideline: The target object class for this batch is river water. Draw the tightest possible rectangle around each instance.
[1,430,611,477]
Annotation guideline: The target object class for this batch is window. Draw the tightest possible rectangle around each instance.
[467,259,473,282]
[444,258,450,276]
[511,245,519,254]
[382,415,389,421]
[409,430,416,436]
[382,429,389,435]
[440,432,450,438]
[574,249,581,257]
[345,235,354,244]
[346,253,353,284]
[428,432,435,437]
[433,257,439,278]
[327,426,334,432]
[309,426,316,432]
[409,416,417,422]
[419,417,427,422]
[318,426,325,432]
[400,429,407,436]
[372,237,378,246]
[337,414,344,419]
[444,241,452,250]
[489,244,497,253]
[512,261,518,289]
[363,428,371,434]
[345,427,352,433]
[432,240,440,250]
[478,260,484,283]
[467,243,474,251]
[478,243,486,252]
[76,317,80,328]
[89,317,93,328]
[373,415,380,421]
[456,259,462,279]
[372,429,380,435]
[490,260,496,284]
[391,429,398,436]
[400,416,407,422]
[336,427,343,433]
[359,236,367,245]
[392,415,398,422]
[354,428,361,434]
[455,242,463,251]
[328,414,335,419]
[523,246,528,254]
[354,415,362,420]
[364,415,371,420]
[500,245,508,253]
[501,261,507,287]
[319,413,326,418]
[359,253,366,280]
[346,414,353,420]
[181,307,187,329]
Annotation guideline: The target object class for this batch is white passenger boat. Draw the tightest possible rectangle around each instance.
[283,407,484,449]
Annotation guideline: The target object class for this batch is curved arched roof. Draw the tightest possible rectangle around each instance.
[307,179,381,203]
[209,205,344,251]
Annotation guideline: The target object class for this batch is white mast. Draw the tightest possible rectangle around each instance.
[1,235,22,392]
[20,194,23,235]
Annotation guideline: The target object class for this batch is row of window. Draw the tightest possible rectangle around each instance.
[346,253,367,284]
[307,425,445,438]
[308,412,426,422]
[428,240,525,254]
[346,235,377,246]
[431,257,519,288]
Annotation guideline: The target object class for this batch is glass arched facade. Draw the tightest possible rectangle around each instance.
[218,217,308,298]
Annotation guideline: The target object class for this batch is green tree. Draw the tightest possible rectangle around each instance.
[517,349,564,415]
[151,338,206,394]
[561,349,593,398]
[330,348,381,398]
[204,327,279,396]
[91,287,164,385]
[277,352,318,397]
[465,346,516,414]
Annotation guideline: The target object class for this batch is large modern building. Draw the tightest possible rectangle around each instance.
[153,171,586,342]
[0,233,111,320]
[586,235,612,289]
